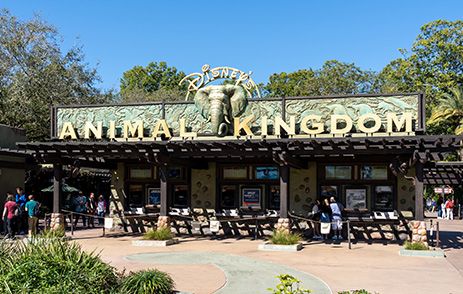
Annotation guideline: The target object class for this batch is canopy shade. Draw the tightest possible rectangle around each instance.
[41,183,80,193]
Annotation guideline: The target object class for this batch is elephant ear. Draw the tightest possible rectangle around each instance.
[227,85,247,117]
[194,87,211,119]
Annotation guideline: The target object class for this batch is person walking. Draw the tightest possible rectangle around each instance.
[437,195,443,219]
[330,196,344,240]
[446,198,455,220]
[441,198,447,219]
[87,193,97,228]
[320,198,332,240]
[24,195,39,238]
[96,195,106,226]
[2,193,17,239]
[310,199,322,239]
[73,191,87,228]
[15,187,27,234]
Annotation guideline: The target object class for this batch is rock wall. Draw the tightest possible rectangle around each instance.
[397,169,416,213]
[410,220,428,244]
[190,163,216,209]
[289,162,317,215]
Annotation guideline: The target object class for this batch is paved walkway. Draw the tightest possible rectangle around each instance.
[126,252,330,294]
[436,219,463,276]
[72,227,463,294]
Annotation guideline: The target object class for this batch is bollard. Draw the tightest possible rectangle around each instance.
[347,220,351,250]
[70,213,74,236]
[436,221,440,248]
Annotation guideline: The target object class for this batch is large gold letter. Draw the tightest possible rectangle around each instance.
[123,120,144,139]
[59,122,77,139]
[234,115,254,137]
[274,116,296,136]
[84,121,103,139]
[357,113,381,133]
[260,116,268,136]
[330,115,353,135]
[179,118,197,138]
[152,120,172,138]
[300,115,324,135]
[386,113,413,133]
[108,121,116,139]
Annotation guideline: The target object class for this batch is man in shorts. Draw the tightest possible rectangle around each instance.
[329,196,344,240]
[25,195,39,238]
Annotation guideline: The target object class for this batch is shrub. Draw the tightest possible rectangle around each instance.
[268,274,311,294]
[0,238,119,293]
[119,269,174,294]
[404,241,428,250]
[143,227,174,241]
[41,227,66,238]
[270,230,302,245]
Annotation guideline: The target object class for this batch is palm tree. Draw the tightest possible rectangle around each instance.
[428,86,463,135]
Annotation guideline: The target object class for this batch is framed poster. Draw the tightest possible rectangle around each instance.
[345,187,367,209]
[320,185,338,199]
[241,187,262,209]
[147,188,160,205]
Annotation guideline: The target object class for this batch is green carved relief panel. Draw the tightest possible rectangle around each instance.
[285,95,419,132]
[56,104,163,137]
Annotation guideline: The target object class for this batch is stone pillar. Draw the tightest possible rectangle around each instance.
[49,213,65,231]
[275,218,291,234]
[157,216,171,230]
[411,220,428,245]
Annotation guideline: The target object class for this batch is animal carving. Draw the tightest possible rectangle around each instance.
[194,85,247,136]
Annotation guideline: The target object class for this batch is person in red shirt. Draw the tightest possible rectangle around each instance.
[2,193,17,239]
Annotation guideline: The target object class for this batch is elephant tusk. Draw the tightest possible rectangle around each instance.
[206,116,211,123]
[224,115,231,124]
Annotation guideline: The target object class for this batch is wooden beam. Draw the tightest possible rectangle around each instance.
[159,166,168,216]
[415,162,424,221]
[279,165,289,218]
[53,164,62,213]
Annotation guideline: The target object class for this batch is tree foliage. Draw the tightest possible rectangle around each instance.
[428,86,463,135]
[377,20,463,108]
[265,60,377,97]
[120,61,187,102]
[0,9,111,140]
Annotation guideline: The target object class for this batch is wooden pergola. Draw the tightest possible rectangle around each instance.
[18,134,463,220]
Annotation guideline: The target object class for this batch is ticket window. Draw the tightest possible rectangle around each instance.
[220,185,238,209]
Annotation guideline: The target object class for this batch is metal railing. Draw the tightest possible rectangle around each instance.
[288,212,352,249]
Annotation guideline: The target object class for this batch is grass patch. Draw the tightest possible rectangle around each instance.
[338,290,373,294]
[41,227,66,238]
[269,230,302,245]
[119,269,174,294]
[143,227,174,241]
[404,241,428,250]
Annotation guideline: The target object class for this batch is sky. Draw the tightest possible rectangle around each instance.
[2,1,463,91]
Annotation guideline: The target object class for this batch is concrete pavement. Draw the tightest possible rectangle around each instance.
[72,224,463,294]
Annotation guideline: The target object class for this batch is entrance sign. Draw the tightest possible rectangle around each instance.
[54,92,421,140]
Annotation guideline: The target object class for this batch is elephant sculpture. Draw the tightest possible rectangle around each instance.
[194,85,247,136]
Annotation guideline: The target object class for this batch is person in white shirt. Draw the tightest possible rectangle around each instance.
[329,197,344,240]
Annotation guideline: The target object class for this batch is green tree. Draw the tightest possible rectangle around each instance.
[377,20,463,108]
[0,9,111,140]
[265,60,376,97]
[428,86,463,135]
[120,61,187,102]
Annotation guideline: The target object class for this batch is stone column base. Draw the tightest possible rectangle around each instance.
[411,220,427,244]
[50,213,65,231]
[157,216,171,230]
[275,218,291,234]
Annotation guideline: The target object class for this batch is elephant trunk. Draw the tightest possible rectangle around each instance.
[210,99,228,136]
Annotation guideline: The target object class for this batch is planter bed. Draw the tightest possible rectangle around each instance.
[399,248,445,258]
[132,238,179,247]
[258,242,303,252]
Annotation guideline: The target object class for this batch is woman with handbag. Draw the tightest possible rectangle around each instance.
[320,198,332,240]
[2,193,17,239]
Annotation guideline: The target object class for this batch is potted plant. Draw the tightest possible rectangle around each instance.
[132,227,179,247]
[258,230,303,252]
[399,241,444,257]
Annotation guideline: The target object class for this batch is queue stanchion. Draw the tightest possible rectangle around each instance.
[347,220,351,249]
[70,212,74,236]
